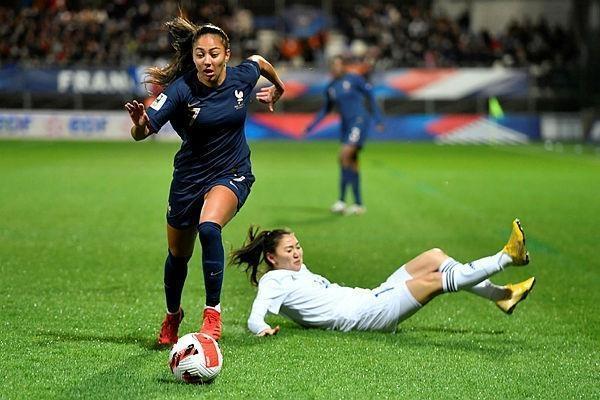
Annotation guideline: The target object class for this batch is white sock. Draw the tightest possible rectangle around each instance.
[466,280,507,301]
[204,303,221,313]
[440,252,510,292]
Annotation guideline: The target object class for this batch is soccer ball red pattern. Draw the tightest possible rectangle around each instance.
[169,332,223,383]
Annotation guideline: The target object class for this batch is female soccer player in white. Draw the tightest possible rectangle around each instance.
[231,220,535,336]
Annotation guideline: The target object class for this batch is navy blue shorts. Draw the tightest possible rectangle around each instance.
[166,171,255,230]
[342,117,368,147]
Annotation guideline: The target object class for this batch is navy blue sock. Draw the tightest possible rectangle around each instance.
[164,250,190,313]
[340,167,352,202]
[349,169,362,205]
[198,221,224,307]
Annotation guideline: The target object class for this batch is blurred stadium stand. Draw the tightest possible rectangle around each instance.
[0,0,598,141]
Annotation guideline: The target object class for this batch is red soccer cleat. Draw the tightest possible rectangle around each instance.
[200,307,222,341]
[158,308,184,346]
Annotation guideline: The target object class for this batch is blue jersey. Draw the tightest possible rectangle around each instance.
[146,60,260,183]
[307,73,383,135]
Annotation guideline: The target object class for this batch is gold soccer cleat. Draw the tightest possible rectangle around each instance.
[502,219,530,266]
[496,277,536,314]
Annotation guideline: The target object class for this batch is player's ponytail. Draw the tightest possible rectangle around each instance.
[145,17,197,87]
[230,226,292,286]
[145,17,229,87]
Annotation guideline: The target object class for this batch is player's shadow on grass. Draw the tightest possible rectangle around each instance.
[274,325,519,358]
[403,326,505,335]
[37,331,164,351]
[155,377,216,386]
[389,325,519,357]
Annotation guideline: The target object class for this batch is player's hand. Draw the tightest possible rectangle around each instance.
[124,100,149,127]
[256,85,283,112]
[257,325,280,337]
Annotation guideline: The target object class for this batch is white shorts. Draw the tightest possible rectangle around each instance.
[332,266,422,332]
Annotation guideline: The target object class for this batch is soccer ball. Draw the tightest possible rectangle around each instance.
[169,332,223,384]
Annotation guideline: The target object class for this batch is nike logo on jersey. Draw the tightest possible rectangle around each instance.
[210,269,223,277]
[374,287,394,297]
[228,180,238,189]
[231,175,246,182]
[186,101,201,126]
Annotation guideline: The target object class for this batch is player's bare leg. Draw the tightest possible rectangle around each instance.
[405,219,532,308]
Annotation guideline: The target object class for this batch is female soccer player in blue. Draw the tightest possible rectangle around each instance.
[124,17,285,345]
[305,56,384,215]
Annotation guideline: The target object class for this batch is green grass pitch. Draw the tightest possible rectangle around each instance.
[0,140,598,399]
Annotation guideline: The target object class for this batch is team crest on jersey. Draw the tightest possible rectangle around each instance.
[150,93,167,110]
[234,89,244,110]
[343,80,351,91]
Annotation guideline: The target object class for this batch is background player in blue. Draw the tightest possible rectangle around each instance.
[305,56,384,215]
[124,17,285,345]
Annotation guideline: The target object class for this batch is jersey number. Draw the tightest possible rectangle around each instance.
[189,107,201,126]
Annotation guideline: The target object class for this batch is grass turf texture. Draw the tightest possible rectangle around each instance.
[0,140,598,399]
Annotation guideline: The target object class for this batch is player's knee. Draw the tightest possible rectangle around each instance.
[167,248,192,263]
[429,247,446,256]
[427,248,447,262]
[168,247,193,259]
[167,248,192,268]
[340,153,351,166]
[197,221,222,245]
[168,239,194,258]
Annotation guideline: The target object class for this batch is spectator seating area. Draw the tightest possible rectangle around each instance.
[0,1,579,90]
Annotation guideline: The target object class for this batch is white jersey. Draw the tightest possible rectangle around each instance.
[247,264,422,335]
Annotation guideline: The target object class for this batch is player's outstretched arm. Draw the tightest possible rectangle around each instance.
[248,55,285,112]
[257,325,280,337]
[354,74,384,132]
[304,88,333,134]
[124,100,152,141]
